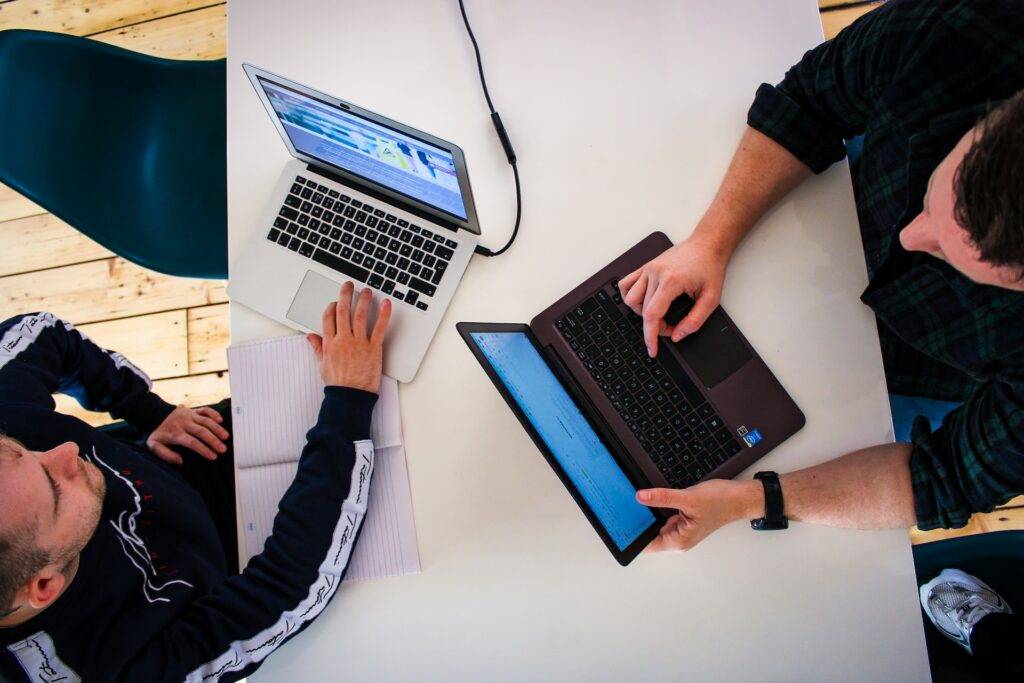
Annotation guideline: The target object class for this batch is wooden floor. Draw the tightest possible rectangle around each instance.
[0,0,1019,544]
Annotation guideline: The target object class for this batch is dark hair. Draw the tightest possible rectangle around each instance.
[0,437,49,615]
[0,532,48,617]
[954,90,1024,279]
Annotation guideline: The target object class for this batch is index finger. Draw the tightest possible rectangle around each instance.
[370,298,392,346]
[642,281,675,357]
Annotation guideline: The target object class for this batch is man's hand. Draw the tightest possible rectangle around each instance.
[306,282,391,393]
[618,234,729,357]
[147,406,230,465]
[637,479,762,552]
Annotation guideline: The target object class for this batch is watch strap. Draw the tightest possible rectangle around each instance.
[751,471,788,530]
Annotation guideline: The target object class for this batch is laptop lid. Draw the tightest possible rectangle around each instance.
[457,322,661,565]
[243,63,481,234]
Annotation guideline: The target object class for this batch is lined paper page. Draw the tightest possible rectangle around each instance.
[228,334,402,469]
[237,446,420,581]
[228,334,418,582]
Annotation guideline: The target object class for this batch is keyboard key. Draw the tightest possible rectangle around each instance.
[364,257,376,270]
[398,219,409,227]
[344,206,356,218]
[405,290,418,305]
[297,227,310,240]
[366,216,379,228]
[409,263,422,276]
[408,277,436,297]
[369,273,384,288]
[421,268,433,281]
[362,203,374,213]
[312,192,324,204]
[299,242,314,257]
[350,199,362,208]
[386,213,398,223]
[389,238,402,251]
[421,228,434,240]
[385,253,398,266]
[388,224,401,238]
[295,175,307,184]
[423,254,437,268]
[374,209,386,218]
[277,232,290,246]
[322,210,335,223]
[274,216,288,229]
[435,245,454,261]
[311,248,368,282]
[328,189,340,198]
[339,194,351,203]
[301,188,313,199]
[330,228,342,240]
[342,246,353,259]
[698,403,714,419]
[393,291,405,302]
[409,223,421,233]
[445,238,458,249]
[344,220,357,232]
[398,272,410,285]
[352,252,364,265]
[297,214,310,227]
[382,279,395,294]
[386,266,399,279]
[317,184,328,193]
[341,233,353,245]
[355,225,367,237]
[323,198,335,211]
[412,235,424,248]
[285,222,298,235]
[411,250,425,264]
[400,230,413,243]
[356,211,368,223]
[398,257,410,270]
[301,201,313,213]
[281,204,299,218]
[432,233,445,243]
[416,301,428,311]
[267,228,281,242]
[329,241,341,255]
[423,241,436,254]
[431,268,445,285]
[373,247,386,260]
[374,261,387,275]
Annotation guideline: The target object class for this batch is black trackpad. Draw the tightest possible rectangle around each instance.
[673,308,752,388]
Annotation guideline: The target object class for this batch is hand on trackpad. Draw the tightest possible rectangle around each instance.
[287,271,366,331]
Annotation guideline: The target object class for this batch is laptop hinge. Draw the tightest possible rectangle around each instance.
[307,163,461,234]
[540,344,653,489]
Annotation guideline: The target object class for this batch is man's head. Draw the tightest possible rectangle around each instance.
[0,438,105,621]
[900,91,1024,290]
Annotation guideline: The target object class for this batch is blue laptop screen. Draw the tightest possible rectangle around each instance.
[470,331,655,551]
[258,78,468,221]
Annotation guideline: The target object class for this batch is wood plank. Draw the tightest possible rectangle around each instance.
[78,310,188,380]
[0,183,44,223]
[187,302,229,374]
[54,370,229,427]
[0,0,217,35]
[0,212,112,276]
[819,0,876,8]
[0,256,227,325]
[911,507,1024,545]
[821,2,883,39]
[92,4,226,60]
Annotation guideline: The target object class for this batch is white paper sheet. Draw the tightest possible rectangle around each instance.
[228,334,418,581]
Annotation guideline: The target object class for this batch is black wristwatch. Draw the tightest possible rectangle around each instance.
[750,471,788,530]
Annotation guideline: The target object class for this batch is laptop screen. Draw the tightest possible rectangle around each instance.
[469,331,656,551]
[257,77,468,221]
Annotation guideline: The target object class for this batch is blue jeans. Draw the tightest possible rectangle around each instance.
[888,393,960,443]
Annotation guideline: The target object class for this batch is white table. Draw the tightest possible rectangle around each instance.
[228,1,930,680]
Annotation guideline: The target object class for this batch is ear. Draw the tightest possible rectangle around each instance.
[25,565,68,610]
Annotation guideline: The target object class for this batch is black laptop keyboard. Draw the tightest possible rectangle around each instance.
[555,282,743,488]
[265,175,460,311]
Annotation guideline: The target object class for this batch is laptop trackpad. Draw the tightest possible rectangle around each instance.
[672,308,752,388]
[286,270,342,331]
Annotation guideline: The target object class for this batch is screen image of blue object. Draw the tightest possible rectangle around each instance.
[471,332,656,551]
[259,78,468,220]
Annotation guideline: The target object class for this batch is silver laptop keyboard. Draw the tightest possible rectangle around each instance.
[266,174,459,311]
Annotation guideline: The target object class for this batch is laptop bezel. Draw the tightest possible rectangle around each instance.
[242,62,481,235]
[457,321,662,566]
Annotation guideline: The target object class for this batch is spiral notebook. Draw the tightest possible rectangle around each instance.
[227,334,420,581]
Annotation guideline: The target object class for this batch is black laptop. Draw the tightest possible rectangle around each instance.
[458,232,804,565]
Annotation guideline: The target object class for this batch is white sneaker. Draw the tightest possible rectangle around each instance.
[919,568,1013,654]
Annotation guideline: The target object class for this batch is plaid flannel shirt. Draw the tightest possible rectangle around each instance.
[746,0,1024,529]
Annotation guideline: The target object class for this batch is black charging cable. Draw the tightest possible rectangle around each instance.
[458,0,522,257]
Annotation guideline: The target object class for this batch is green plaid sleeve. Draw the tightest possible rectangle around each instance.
[909,377,1024,530]
[746,0,904,173]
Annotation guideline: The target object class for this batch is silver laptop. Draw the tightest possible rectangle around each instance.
[229,64,481,382]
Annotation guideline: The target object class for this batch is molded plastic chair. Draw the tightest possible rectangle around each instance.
[0,30,227,279]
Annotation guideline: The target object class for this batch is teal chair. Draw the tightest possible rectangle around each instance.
[0,29,226,279]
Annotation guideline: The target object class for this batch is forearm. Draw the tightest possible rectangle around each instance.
[731,443,917,529]
[692,126,812,258]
